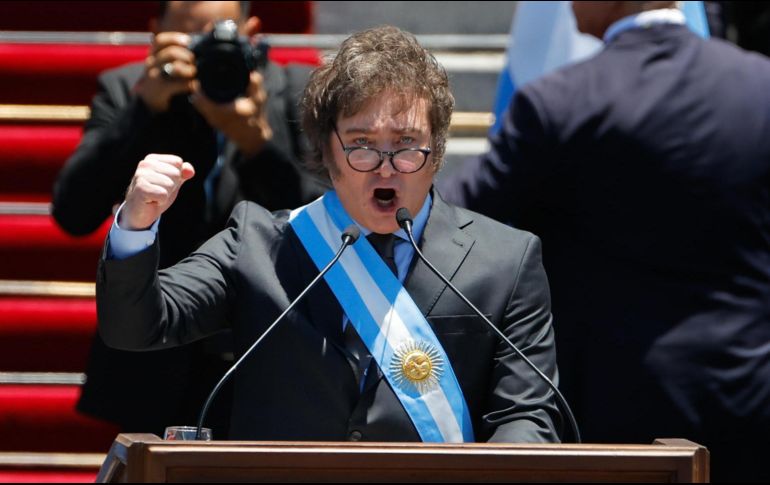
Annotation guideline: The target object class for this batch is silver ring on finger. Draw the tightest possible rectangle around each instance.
[161,62,175,80]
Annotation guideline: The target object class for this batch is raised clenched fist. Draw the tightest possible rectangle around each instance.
[120,154,195,230]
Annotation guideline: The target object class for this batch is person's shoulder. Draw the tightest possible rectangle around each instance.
[513,46,606,130]
[703,35,770,74]
[518,42,603,99]
[441,202,543,288]
[228,200,295,240]
[519,24,696,102]
[262,60,313,96]
[445,200,538,255]
[230,199,292,225]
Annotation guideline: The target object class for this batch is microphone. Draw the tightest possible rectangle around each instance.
[195,224,361,439]
[395,208,581,443]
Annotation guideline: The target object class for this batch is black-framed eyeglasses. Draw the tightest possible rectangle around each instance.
[333,127,431,174]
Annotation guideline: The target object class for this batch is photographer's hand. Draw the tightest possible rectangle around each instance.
[190,71,273,157]
[135,32,196,113]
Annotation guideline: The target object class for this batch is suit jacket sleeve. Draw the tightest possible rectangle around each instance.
[484,233,562,443]
[437,88,555,228]
[96,201,247,351]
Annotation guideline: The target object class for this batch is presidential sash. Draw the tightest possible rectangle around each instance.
[288,191,474,443]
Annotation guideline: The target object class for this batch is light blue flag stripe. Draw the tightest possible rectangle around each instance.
[682,1,710,38]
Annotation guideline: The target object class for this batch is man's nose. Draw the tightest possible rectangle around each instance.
[375,155,397,177]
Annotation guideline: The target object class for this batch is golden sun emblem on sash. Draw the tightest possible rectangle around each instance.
[390,340,444,393]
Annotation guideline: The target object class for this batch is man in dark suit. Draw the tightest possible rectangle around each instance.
[439,1,770,479]
[52,1,322,437]
[96,26,562,443]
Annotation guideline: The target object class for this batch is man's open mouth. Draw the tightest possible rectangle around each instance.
[373,188,397,208]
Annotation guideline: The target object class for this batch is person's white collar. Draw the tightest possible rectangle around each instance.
[603,8,686,43]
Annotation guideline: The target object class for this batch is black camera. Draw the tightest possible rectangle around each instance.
[189,20,269,103]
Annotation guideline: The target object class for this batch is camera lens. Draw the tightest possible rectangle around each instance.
[190,20,258,103]
[196,43,250,103]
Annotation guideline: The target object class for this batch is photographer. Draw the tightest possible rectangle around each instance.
[52,1,322,436]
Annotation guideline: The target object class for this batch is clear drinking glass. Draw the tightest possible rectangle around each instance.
[163,426,212,441]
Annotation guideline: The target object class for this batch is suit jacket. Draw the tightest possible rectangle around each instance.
[52,60,326,434]
[96,193,562,443]
[439,24,770,452]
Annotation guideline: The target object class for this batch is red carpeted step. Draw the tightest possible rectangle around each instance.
[0,214,108,250]
[0,214,109,281]
[0,43,320,105]
[0,125,82,197]
[268,47,321,67]
[0,44,147,105]
[0,385,120,453]
[0,43,148,77]
[0,470,99,483]
[0,297,95,372]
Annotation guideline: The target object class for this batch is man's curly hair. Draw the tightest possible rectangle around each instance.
[300,25,454,179]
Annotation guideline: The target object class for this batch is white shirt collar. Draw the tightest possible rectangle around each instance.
[603,8,686,44]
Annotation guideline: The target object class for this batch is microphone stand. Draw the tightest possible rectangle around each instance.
[195,225,360,439]
[396,208,581,443]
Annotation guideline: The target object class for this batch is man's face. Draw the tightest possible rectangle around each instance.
[158,1,245,34]
[330,94,436,234]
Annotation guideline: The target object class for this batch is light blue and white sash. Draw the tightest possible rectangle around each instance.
[289,191,474,443]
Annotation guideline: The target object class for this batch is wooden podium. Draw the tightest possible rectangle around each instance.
[96,434,709,482]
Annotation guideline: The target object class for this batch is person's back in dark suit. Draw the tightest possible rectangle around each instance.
[439,2,770,480]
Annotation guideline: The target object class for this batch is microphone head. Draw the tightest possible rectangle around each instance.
[396,207,413,229]
[342,225,360,244]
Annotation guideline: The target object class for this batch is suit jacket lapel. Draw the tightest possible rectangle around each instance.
[405,190,475,316]
[285,227,346,349]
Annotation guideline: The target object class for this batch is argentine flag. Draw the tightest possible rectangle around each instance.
[491,1,711,134]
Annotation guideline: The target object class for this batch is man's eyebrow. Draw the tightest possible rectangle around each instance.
[341,126,425,134]
[393,126,424,134]
[342,127,374,134]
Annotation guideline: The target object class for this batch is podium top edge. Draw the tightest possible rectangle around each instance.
[116,434,705,452]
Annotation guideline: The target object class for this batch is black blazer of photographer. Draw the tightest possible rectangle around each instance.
[52,59,322,435]
[53,60,319,261]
